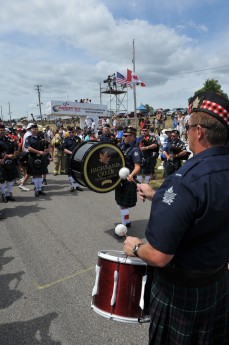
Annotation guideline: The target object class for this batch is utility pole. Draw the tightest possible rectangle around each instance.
[0,105,3,121]
[34,84,43,125]
[8,102,12,123]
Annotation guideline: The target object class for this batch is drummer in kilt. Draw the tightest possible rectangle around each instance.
[24,124,50,197]
[115,127,142,227]
[137,127,159,184]
[0,124,19,202]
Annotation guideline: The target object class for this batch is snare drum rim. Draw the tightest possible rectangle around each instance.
[98,250,146,266]
[83,143,125,193]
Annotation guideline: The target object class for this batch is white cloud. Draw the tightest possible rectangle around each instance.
[0,0,228,118]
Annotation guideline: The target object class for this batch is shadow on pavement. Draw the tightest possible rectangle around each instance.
[0,247,25,309]
[0,312,62,345]
[105,218,149,243]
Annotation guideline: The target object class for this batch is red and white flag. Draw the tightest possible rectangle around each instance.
[127,69,146,87]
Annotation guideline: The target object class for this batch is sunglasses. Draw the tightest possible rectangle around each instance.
[123,134,132,137]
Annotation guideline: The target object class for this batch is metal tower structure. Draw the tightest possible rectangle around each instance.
[100,74,128,116]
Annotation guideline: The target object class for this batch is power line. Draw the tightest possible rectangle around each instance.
[182,64,229,75]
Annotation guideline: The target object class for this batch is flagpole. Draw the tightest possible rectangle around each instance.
[132,39,137,129]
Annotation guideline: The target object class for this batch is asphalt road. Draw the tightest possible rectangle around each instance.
[0,166,152,345]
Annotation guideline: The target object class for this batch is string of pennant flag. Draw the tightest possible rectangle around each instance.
[116,69,146,87]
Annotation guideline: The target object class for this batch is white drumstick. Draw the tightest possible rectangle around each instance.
[119,167,130,180]
[115,224,127,237]
[119,167,145,201]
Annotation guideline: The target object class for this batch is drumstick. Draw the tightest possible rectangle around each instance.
[119,168,146,202]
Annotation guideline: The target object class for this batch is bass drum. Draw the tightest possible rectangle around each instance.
[70,141,125,193]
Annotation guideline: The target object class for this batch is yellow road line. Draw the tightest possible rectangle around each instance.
[36,266,94,290]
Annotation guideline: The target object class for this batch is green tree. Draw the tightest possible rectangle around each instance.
[144,104,154,115]
[194,79,228,99]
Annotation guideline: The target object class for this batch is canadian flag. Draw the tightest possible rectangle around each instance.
[127,69,146,87]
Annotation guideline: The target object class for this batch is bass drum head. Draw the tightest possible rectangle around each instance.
[71,142,125,193]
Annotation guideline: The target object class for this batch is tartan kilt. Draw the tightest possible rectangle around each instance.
[115,180,137,208]
[64,155,71,175]
[0,160,19,182]
[164,159,182,177]
[141,156,156,175]
[148,268,229,345]
[27,156,48,176]
[18,152,29,167]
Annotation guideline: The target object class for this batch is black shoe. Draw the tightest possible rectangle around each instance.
[6,193,15,201]
[35,191,39,197]
[75,186,83,191]
[39,190,46,196]
[2,194,8,203]
[70,187,75,192]
[43,179,47,185]
[126,222,131,228]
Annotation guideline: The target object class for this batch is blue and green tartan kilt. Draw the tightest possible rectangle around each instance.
[115,180,137,208]
[141,156,156,175]
[148,268,229,345]
[27,156,48,176]
[0,161,19,182]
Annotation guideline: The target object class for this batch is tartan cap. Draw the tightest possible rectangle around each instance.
[190,91,229,129]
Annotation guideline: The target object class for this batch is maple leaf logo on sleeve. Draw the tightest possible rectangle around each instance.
[99,152,111,164]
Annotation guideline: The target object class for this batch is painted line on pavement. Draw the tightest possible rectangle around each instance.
[36,266,94,290]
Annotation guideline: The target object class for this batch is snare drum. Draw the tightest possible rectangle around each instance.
[91,250,154,323]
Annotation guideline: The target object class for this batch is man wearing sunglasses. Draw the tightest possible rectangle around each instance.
[123,91,229,345]
[24,125,50,197]
[138,127,159,183]
[163,129,187,177]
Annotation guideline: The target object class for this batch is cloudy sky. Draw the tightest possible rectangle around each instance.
[1,0,229,120]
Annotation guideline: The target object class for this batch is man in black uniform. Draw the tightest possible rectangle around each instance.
[137,127,159,184]
[0,151,6,219]
[163,129,187,177]
[99,124,113,143]
[62,127,83,192]
[0,124,19,202]
[115,127,142,227]
[24,124,50,197]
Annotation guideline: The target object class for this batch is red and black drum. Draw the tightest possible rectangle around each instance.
[71,142,125,193]
[91,250,154,323]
